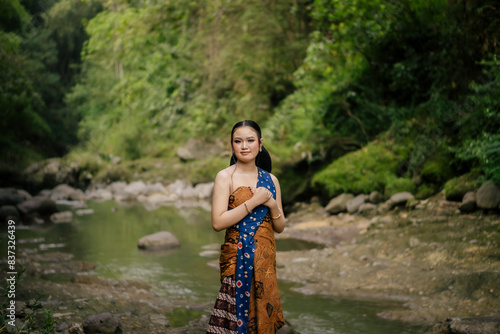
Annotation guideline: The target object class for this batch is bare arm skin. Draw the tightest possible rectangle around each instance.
[211,169,286,233]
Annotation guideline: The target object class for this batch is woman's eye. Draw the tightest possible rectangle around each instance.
[248,139,255,143]
[234,140,241,143]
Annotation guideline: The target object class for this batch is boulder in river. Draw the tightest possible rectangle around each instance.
[346,194,367,214]
[325,193,354,214]
[0,188,30,206]
[138,231,180,250]
[0,205,21,223]
[82,312,122,334]
[459,191,476,213]
[388,192,415,207]
[17,196,58,215]
[476,183,500,210]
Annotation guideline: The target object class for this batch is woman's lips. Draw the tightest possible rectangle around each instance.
[240,151,250,155]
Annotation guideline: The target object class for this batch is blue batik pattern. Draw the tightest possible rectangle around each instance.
[231,168,276,333]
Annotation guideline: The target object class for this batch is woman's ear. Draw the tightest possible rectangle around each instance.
[260,138,264,152]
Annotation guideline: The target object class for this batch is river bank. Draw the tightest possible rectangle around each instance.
[277,193,500,329]
[1,179,499,333]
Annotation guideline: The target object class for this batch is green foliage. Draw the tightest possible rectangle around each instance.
[415,183,437,200]
[312,140,402,196]
[443,172,482,201]
[384,177,416,198]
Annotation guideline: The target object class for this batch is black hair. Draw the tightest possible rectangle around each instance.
[229,120,272,173]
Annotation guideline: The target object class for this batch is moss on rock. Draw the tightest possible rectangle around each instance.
[443,172,481,201]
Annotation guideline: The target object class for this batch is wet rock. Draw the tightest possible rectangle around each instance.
[167,180,191,197]
[82,313,122,334]
[75,208,95,216]
[50,184,78,201]
[325,193,354,214]
[123,181,147,196]
[50,211,73,223]
[0,188,29,206]
[194,182,214,199]
[346,194,367,214]
[388,192,415,207]
[369,191,384,204]
[144,182,168,195]
[0,205,21,223]
[427,316,500,334]
[86,189,113,201]
[17,196,58,215]
[138,231,180,250]
[459,192,476,213]
[107,181,127,194]
[358,203,377,215]
[476,183,500,210]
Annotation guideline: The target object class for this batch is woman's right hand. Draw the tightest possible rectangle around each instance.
[250,187,273,206]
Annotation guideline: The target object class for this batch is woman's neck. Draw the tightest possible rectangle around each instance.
[235,161,258,174]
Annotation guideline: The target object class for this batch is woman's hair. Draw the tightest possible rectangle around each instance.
[230,120,272,173]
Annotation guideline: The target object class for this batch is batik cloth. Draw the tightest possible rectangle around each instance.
[207,168,284,334]
[232,169,275,333]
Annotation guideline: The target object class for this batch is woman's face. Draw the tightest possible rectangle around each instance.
[232,126,262,163]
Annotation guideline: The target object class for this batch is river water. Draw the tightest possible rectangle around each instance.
[9,200,430,334]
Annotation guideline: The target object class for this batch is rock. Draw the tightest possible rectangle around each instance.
[409,237,420,248]
[75,208,95,216]
[427,316,500,334]
[476,183,500,210]
[0,188,29,206]
[405,199,420,210]
[176,138,224,161]
[167,180,191,197]
[107,181,127,194]
[82,313,122,334]
[459,191,476,213]
[17,196,58,215]
[194,182,214,199]
[346,194,367,214]
[181,186,197,199]
[50,184,78,201]
[377,202,392,214]
[149,314,169,326]
[86,189,113,201]
[369,191,384,204]
[144,182,168,195]
[138,231,180,250]
[358,203,377,215]
[388,192,415,206]
[443,172,480,201]
[69,189,86,201]
[325,193,354,214]
[0,205,21,223]
[50,211,73,223]
[123,181,147,196]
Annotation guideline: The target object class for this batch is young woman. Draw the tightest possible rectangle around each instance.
[206,120,286,334]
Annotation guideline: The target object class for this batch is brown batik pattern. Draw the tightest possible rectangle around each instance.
[208,186,284,333]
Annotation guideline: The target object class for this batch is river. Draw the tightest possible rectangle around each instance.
[8,200,430,334]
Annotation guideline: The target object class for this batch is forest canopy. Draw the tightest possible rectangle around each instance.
[1,0,499,198]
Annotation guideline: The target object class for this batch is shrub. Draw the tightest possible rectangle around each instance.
[384,177,416,198]
[312,140,399,196]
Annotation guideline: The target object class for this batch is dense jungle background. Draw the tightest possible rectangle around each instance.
[1,0,500,200]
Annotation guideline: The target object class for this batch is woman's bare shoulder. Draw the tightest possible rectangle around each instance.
[215,165,236,184]
[269,172,280,185]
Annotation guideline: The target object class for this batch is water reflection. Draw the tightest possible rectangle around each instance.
[3,200,429,333]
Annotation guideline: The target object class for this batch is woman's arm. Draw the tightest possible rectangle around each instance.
[265,174,286,233]
[211,170,266,232]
